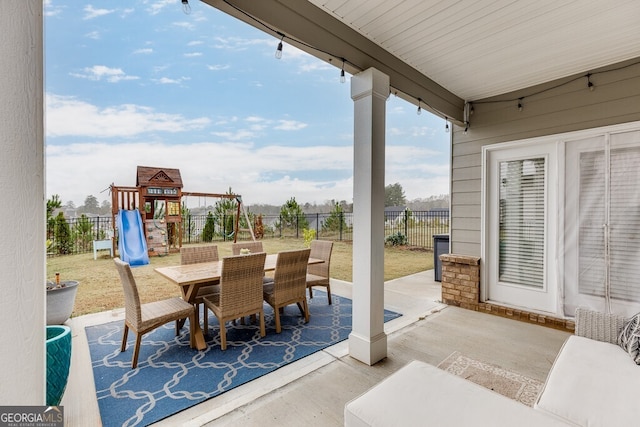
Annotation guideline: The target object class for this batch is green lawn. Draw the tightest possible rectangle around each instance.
[47,239,434,317]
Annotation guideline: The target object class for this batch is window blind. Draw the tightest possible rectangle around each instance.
[609,145,640,302]
[499,158,545,288]
[578,150,606,297]
[578,143,640,302]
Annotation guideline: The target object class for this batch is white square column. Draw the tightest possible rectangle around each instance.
[348,68,389,365]
[0,1,46,404]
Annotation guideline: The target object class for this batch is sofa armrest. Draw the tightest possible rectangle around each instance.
[574,307,627,344]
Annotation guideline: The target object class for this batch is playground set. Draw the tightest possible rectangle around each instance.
[110,166,255,266]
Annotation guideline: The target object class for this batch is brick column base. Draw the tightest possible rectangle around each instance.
[440,254,480,310]
[439,254,574,332]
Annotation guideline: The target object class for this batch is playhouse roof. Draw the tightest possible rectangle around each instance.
[136,166,183,188]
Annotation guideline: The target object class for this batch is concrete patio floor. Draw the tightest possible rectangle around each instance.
[62,270,571,426]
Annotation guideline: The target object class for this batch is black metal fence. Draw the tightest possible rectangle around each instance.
[47,216,113,255]
[46,210,449,256]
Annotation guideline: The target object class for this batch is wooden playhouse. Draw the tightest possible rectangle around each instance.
[111,166,250,257]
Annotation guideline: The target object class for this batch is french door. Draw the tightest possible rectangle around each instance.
[484,141,558,313]
[484,123,640,317]
[563,129,640,317]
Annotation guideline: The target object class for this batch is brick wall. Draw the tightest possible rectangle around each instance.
[440,254,480,310]
[440,254,574,332]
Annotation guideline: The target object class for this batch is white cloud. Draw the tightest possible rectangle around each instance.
[153,76,190,85]
[44,0,63,17]
[207,64,230,71]
[44,121,447,207]
[145,0,177,16]
[184,52,203,57]
[212,36,272,51]
[83,5,115,20]
[46,94,210,138]
[211,116,308,138]
[85,31,100,40]
[188,41,204,46]
[45,137,450,207]
[274,120,307,131]
[173,21,195,30]
[211,130,258,141]
[410,126,437,138]
[70,65,139,83]
[46,141,355,207]
[133,48,153,55]
[298,61,333,73]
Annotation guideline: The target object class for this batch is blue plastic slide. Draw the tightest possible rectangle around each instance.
[116,209,149,267]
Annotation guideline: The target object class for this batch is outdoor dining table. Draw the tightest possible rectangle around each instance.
[155,252,324,350]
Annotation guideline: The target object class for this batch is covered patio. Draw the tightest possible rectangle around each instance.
[61,271,570,425]
[2,0,640,421]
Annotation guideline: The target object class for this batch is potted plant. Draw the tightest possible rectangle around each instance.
[46,325,72,406]
[46,276,79,325]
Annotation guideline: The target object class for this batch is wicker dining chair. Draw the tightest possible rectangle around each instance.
[202,252,267,350]
[231,241,264,255]
[306,240,334,304]
[232,241,272,283]
[114,257,196,369]
[262,248,311,333]
[180,245,220,332]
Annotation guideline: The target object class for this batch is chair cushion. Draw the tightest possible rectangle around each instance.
[196,284,220,298]
[140,297,193,330]
[535,335,640,426]
[263,283,274,294]
[306,273,327,285]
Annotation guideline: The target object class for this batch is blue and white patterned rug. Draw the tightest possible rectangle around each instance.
[86,291,401,427]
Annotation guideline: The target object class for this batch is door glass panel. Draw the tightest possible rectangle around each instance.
[578,150,606,296]
[609,142,640,302]
[499,158,545,288]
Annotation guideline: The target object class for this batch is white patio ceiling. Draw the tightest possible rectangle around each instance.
[308,0,640,101]
[204,0,640,121]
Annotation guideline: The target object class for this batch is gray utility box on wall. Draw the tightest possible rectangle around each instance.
[433,234,450,282]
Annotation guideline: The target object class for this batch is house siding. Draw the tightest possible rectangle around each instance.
[450,58,640,256]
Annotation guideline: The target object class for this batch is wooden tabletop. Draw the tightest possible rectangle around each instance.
[155,253,323,286]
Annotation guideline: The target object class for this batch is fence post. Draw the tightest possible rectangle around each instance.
[315,213,319,239]
[404,209,408,243]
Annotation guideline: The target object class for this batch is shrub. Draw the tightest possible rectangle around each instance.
[54,212,72,254]
[303,228,316,247]
[385,232,407,246]
[202,212,215,242]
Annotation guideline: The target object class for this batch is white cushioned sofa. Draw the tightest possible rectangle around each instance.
[344,308,640,427]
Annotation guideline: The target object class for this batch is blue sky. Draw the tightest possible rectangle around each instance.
[44,0,450,208]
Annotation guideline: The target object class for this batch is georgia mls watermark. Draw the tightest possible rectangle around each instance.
[0,406,64,427]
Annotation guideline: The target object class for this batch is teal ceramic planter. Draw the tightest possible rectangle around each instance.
[46,325,72,406]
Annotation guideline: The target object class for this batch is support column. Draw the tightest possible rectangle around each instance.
[0,1,45,404]
[348,68,389,365]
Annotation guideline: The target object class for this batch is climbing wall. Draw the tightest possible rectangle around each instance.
[145,219,168,256]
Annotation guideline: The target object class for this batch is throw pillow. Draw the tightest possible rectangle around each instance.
[618,312,640,365]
